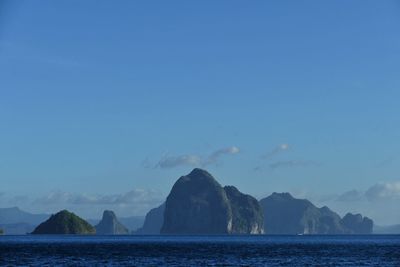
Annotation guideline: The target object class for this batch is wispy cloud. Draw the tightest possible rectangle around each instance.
[269,160,320,170]
[203,146,240,166]
[154,146,240,169]
[34,189,163,206]
[262,143,290,160]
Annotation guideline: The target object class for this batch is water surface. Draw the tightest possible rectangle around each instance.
[0,235,399,266]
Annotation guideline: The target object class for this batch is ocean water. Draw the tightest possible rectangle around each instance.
[0,235,399,266]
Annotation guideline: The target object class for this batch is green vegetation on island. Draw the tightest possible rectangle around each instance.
[32,210,95,235]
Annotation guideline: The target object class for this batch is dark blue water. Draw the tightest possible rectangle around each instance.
[0,235,399,266]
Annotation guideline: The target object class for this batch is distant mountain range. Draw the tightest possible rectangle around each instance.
[2,168,395,235]
[0,207,49,235]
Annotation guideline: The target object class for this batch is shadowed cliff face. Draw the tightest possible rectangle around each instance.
[32,210,95,235]
[161,169,232,234]
[95,210,129,235]
[224,186,264,234]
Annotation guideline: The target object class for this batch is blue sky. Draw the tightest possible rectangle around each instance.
[1,1,400,223]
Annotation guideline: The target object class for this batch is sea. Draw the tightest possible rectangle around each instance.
[0,235,399,266]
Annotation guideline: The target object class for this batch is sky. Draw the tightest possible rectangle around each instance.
[0,0,399,224]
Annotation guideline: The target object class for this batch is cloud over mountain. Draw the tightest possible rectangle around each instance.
[365,182,400,201]
[155,146,240,169]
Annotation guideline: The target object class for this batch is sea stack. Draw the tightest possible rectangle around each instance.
[31,210,95,235]
[95,210,129,235]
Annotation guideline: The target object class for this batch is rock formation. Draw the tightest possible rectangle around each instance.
[260,192,374,235]
[161,168,264,234]
[95,210,129,235]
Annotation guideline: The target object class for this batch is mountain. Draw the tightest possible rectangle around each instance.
[32,210,96,234]
[259,193,373,234]
[95,210,129,235]
[0,207,49,235]
[373,224,400,234]
[161,168,264,234]
[135,203,165,234]
[341,213,373,234]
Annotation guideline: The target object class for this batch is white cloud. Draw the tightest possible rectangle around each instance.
[336,190,363,202]
[154,146,240,169]
[365,182,400,201]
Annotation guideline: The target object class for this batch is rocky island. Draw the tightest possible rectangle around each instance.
[160,168,264,234]
[95,210,129,235]
[259,192,373,234]
[32,210,95,235]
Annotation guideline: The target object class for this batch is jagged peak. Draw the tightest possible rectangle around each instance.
[102,210,117,219]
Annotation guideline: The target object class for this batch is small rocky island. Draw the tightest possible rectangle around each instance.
[161,168,264,234]
[95,210,129,235]
[31,210,95,235]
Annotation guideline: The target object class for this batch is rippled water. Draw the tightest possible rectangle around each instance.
[0,235,399,266]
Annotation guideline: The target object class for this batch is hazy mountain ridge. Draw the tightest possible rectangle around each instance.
[0,207,49,235]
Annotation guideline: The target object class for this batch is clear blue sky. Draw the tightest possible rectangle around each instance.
[0,0,399,223]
